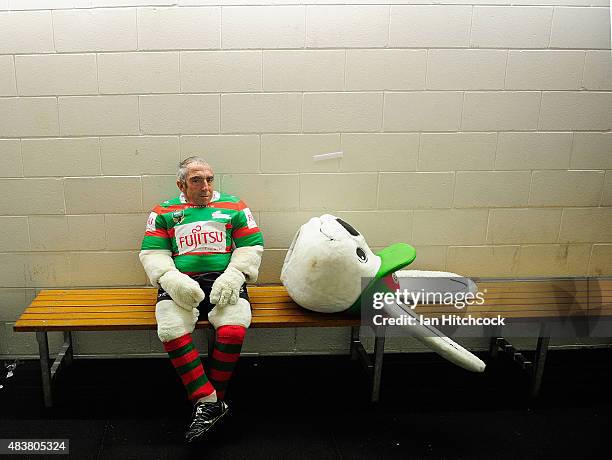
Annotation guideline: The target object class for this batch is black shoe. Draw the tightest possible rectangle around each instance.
[185,400,229,444]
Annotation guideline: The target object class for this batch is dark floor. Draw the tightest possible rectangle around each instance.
[1,348,610,459]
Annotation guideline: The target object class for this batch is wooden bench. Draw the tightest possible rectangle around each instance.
[14,277,612,407]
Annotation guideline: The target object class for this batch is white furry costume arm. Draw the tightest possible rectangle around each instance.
[139,249,205,311]
[210,245,263,307]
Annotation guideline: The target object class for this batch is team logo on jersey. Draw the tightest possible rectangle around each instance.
[212,210,231,220]
[174,221,227,255]
[243,207,257,229]
[146,212,158,232]
[172,210,185,224]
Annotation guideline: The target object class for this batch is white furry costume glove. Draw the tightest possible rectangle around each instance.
[210,245,263,307]
[158,271,205,311]
[139,249,205,311]
[210,266,245,307]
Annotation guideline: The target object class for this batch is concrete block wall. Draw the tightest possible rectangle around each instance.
[0,0,610,357]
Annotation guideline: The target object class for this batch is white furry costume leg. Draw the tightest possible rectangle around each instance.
[155,299,200,342]
[207,245,262,329]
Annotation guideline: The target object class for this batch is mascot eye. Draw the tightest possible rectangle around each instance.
[356,247,368,263]
[336,218,360,236]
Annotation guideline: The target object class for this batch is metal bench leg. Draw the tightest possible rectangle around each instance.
[531,325,550,398]
[350,326,360,361]
[371,326,386,403]
[36,331,53,408]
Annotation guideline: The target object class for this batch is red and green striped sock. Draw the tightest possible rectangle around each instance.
[208,325,247,400]
[163,333,215,402]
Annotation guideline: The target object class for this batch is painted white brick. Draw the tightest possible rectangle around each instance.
[384,92,463,132]
[550,7,611,49]
[0,56,16,96]
[427,49,506,90]
[105,214,149,250]
[306,5,388,48]
[488,208,562,244]
[462,92,541,131]
[4,323,65,356]
[0,254,29,287]
[0,10,53,54]
[8,0,78,9]
[73,330,150,355]
[540,92,612,131]
[53,8,137,52]
[27,252,72,287]
[506,50,584,90]
[181,51,262,92]
[397,245,447,272]
[346,49,426,91]
[303,92,383,133]
[571,133,612,170]
[496,132,572,170]
[0,178,64,215]
[222,6,304,49]
[22,138,100,177]
[295,328,350,353]
[299,173,378,210]
[258,248,287,284]
[0,217,29,251]
[15,54,98,96]
[91,1,173,6]
[221,93,301,133]
[29,215,106,251]
[471,6,553,48]
[412,209,488,245]
[0,288,28,321]
[0,97,59,137]
[340,133,418,172]
[261,134,340,173]
[389,6,471,48]
[419,133,496,171]
[59,96,139,136]
[335,211,413,247]
[257,211,320,249]
[559,208,612,243]
[70,251,146,286]
[590,244,612,275]
[264,50,344,92]
[583,51,612,91]
[603,171,612,206]
[0,139,23,178]
[65,176,142,214]
[137,6,220,50]
[509,0,608,5]
[447,245,520,277]
[142,175,177,210]
[515,244,591,276]
[530,170,605,206]
[241,327,295,354]
[379,172,454,209]
[140,94,220,134]
[98,52,179,94]
[454,171,531,207]
[101,136,179,175]
[181,135,260,173]
[222,174,299,211]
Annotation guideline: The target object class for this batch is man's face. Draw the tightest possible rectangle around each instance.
[177,163,215,206]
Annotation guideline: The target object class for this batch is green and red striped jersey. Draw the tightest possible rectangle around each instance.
[141,191,264,275]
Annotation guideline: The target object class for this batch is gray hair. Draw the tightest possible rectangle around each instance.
[177,156,211,183]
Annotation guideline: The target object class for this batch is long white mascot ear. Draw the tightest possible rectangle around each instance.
[281,214,485,373]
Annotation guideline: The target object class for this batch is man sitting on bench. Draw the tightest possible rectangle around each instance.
[139,156,264,443]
